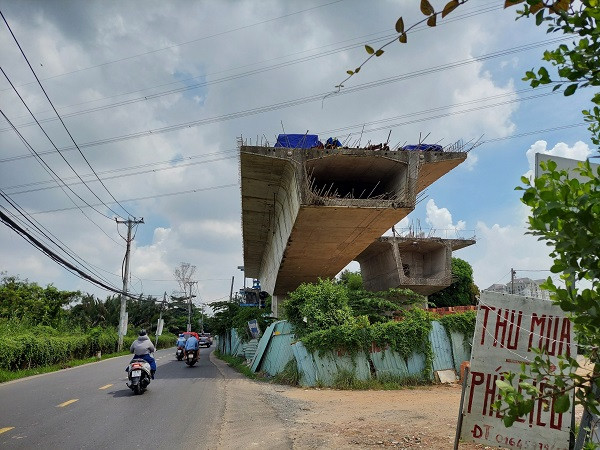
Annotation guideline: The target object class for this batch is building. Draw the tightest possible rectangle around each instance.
[486,277,550,301]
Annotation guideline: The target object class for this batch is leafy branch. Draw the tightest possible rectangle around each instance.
[331,0,470,94]
[493,348,600,427]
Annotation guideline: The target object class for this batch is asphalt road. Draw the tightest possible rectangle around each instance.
[0,346,239,449]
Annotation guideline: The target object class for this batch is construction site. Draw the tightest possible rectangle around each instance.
[239,134,476,315]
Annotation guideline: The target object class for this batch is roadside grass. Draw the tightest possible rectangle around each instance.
[332,370,428,390]
[0,350,131,383]
[215,350,430,390]
[214,350,259,380]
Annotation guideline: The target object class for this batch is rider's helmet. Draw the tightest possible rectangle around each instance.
[179,333,184,338]
[138,329,147,336]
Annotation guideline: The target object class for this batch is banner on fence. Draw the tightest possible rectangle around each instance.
[156,319,164,336]
[459,291,575,450]
[248,319,261,339]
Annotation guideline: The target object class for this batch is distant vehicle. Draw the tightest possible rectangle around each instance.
[199,333,212,348]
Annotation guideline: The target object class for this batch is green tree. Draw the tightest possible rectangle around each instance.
[283,279,354,337]
[428,258,478,307]
[0,274,79,327]
[337,270,363,291]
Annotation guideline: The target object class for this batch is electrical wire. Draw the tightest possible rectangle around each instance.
[0,0,349,94]
[0,108,125,245]
[0,207,138,298]
[0,11,133,219]
[0,194,119,289]
[1,28,567,139]
[29,183,239,215]
[0,68,128,220]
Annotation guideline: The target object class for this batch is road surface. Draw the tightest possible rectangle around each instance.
[0,347,291,449]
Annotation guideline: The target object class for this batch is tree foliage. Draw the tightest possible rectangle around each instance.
[0,274,79,328]
[428,258,479,307]
[494,160,600,429]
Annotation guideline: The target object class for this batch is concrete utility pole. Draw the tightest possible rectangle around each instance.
[155,292,167,348]
[116,217,144,351]
[511,268,516,294]
[186,281,197,332]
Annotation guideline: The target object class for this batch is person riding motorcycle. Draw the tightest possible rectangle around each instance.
[184,333,199,358]
[176,333,186,348]
[130,329,156,379]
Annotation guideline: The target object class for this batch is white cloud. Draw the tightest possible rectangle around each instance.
[425,199,466,231]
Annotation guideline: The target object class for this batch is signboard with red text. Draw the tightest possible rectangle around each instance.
[459,291,575,450]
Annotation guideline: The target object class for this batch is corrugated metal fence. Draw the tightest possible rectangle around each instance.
[219,320,472,387]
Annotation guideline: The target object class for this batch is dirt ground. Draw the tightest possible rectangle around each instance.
[269,382,483,449]
[263,381,586,450]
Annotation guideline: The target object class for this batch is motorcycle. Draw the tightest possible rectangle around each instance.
[176,347,184,361]
[126,358,152,394]
[184,348,198,367]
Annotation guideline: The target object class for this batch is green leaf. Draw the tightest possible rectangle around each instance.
[354,67,360,73]
[535,9,545,25]
[375,49,384,57]
[395,17,405,34]
[503,414,516,427]
[420,0,435,16]
[346,70,354,75]
[564,84,578,96]
[554,394,570,413]
[427,15,437,27]
[496,380,513,391]
[399,33,407,44]
[442,0,460,18]
[365,45,374,55]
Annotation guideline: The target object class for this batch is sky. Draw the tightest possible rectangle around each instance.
[0,0,595,312]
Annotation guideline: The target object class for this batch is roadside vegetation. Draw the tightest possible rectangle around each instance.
[214,271,477,389]
[0,273,182,382]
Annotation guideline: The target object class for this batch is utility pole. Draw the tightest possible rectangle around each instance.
[511,268,516,294]
[229,276,235,302]
[116,217,144,351]
[186,280,197,332]
[155,292,167,348]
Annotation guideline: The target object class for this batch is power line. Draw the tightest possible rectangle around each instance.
[0,35,571,166]
[0,0,348,93]
[0,107,127,237]
[0,196,119,289]
[0,3,501,127]
[0,9,549,138]
[1,11,133,220]
[0,207,138,297]
[29,183,239,215]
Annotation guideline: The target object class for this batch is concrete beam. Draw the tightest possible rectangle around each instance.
[355,236,476,296]
[240,145,466,296]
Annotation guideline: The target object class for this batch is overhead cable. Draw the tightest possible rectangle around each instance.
[0,11,133,219]
[0,207,138,298]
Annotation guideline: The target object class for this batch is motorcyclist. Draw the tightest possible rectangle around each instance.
[130,329,156,379]
[176,333,186,348]
[184,333,199,358]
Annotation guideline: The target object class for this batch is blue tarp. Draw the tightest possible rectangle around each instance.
[404,144,443,152]
[274,134,320,149]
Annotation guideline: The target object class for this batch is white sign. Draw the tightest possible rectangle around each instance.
[460,291,575,450]
[156,319,164,336]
